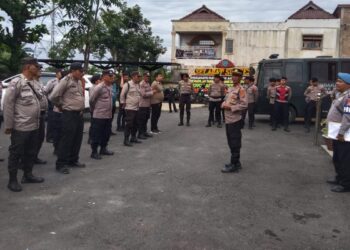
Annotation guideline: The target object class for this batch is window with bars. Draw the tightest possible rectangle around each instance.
[302,35,323,50]
[225,39,233,54]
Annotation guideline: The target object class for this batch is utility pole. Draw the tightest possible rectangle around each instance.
[50,0,56,48]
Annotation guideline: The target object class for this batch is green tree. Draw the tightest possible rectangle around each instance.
[0,0,55,74]
[97,5,166,62]
[48,38,75,60]
[57,0,122,70]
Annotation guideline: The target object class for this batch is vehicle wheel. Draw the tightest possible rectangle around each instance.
[289,106,296,123]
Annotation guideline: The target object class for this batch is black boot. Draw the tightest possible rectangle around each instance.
[124,136,133,147]
[21,172,45,184]
[91,150,102,160]
[138,134,148,140]
[130,137,142,143]
[186,112,191,126]
[8,171,22,192]
[144,132,153,138]
[179,113,184,126]
[206,122,212,127]
[100,147,114,156]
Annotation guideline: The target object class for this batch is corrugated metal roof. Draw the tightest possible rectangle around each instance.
[175,5,228,22]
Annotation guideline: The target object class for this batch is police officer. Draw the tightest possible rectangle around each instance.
[167,86,178,113]
[206,74,225,128]
[89,69,115,159]
[304,77,325,133]
[150,73,164,133]
[116,73,128,132]
[244,76,259,129]
[88,74,102,144]
[272,76,292,132]
[267,78,277,126]
[3,57,45,192]
[45,69,62,143]
[50,70,69,155]
[49,62,86,174]
[120,71,141,146]
[33,65,49,165]
[326,73,350,193]
[178,73,193,127]
[221,69,248,173]
[138,72,154,140]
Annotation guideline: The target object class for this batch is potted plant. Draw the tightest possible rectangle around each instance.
[321,119,333,151]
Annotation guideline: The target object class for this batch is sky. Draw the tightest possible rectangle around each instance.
[0,0,344,61]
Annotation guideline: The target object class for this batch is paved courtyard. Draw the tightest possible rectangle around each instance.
[0,107,349,250]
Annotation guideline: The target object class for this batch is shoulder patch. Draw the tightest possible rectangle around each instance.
[344,98,350,114]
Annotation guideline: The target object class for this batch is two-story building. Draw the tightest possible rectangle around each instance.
[171,1,350,77]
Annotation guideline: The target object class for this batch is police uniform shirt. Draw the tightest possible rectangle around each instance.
[179,80,193,95]
[3,74,41,131]
[223,85,248,124]
[327,90,350,135]
[49,75,85,112]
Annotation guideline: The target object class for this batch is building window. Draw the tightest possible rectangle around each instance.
[302,35,323,50]
[225,39,233,54]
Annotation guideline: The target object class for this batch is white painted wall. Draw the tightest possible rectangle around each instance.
[172,19,340,67]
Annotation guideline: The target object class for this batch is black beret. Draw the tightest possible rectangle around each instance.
[70,62,83,71]
[22,57,39,66]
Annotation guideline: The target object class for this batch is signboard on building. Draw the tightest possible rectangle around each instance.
[189,60,250,92]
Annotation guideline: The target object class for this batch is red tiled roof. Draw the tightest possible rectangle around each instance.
[288,1,336,20]
[175,5,228,22]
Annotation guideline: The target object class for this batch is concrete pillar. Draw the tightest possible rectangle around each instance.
[171,31,176,62]
[221,31,227,59]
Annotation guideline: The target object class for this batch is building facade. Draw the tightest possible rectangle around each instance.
[171,1,350,71]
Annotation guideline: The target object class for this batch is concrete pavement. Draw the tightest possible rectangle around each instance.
[0,108,349,250]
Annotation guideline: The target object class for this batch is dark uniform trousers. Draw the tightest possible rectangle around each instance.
[8,129,39,174]
[208,101,222,124]
[35,112,46,159]
[56,110,84,167]
[125,110,138,138]
[226,120,242,165]
[333,140,350,188]
[273,102,289,129]
[304,100,316,129]
[179,94,191,123]
[91,118,112,151]
[241,103,255,128]
[151,103,162,131]
[269,104,275,125]
[138,107,151,135]
[116,105,126,130]
[46,101,55,141]
[52,111,62,151]
[168,98,177,112]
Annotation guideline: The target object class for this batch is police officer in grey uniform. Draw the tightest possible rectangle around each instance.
[89,69,115,159]
[326,72,350,193]
[120,71,141,146]
[221,69,248,173]
[178,73,193,126]
[3,58,45,192]
[33,66,49,164]
[49,62,86,174]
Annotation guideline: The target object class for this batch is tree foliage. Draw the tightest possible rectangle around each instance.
[57,0,122,70]
[97,4,166,62]
[0,0,54,74]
